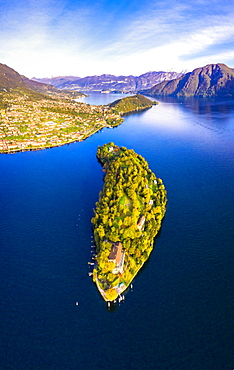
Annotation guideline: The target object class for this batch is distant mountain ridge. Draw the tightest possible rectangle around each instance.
[33,71,184,92]
[141,63,234,97]
[2,62,234,99]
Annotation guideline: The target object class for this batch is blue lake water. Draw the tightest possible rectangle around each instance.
[0,94,234,369]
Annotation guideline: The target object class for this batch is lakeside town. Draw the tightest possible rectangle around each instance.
[0,93,123,153]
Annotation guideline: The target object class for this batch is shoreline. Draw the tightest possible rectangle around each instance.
[0,113,122,154]
[93,250,153,302]
[0,94,156,154]
[0,123,114,154]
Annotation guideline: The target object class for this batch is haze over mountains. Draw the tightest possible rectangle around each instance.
[33,71,184,93]
[1,62,234,99]
[141,64,234,98]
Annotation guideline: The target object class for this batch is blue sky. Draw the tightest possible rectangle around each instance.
[0,0,234,77]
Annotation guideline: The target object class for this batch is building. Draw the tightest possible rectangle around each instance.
[108,242,125,274]
[137,215,145,230]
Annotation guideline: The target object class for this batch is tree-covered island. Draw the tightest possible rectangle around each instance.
[91,143,167,302]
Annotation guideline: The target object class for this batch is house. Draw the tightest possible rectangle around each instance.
[108,242,125,274]
[137,215,145,230]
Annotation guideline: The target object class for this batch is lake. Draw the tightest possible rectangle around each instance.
[0,94,234,370]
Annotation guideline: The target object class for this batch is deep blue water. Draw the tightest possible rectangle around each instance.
[0,95,234,370]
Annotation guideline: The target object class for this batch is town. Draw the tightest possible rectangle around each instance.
[0,93,123,153]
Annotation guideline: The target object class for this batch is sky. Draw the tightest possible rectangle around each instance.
[0,0,234,78]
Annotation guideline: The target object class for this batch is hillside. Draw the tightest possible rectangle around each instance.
[141,63,234,98]
[0,63,84,100]
[108,94,157,115]
[0,63,42,98]
[0,63,123,153]
[33,71,184,93]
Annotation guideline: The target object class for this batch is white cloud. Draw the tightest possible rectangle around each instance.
[97,14,234,75]
[1,0,234,77]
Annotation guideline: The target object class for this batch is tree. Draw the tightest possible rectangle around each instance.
[101,261,115,274]
[105,288,118,301]
[102,214,109,225]
[97,225,105,240]
[108,228,119,242]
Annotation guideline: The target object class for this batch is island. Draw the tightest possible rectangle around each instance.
[91,143,167,302]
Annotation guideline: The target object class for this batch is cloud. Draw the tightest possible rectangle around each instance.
[181,22,234,56]
[0,0,234,77]
[97,10,234,74]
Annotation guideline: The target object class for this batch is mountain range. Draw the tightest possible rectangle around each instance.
[1,63,234,99]
[141,63,234,98]
[32,71,184,93]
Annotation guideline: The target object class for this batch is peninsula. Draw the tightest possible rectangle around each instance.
[107,94,157,115]
[91,143,167,302]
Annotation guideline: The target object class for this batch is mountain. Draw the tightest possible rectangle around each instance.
[141,64,234,98]
[0,63,83,99]
[31,76,81,89]
[33,71,184,92]
[0,63,36,94]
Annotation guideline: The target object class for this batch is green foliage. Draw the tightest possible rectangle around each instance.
[109,94,154,115]
[92,143,167,301]
[105,288,118,301]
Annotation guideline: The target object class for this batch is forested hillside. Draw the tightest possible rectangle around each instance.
[108,94,157,115]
